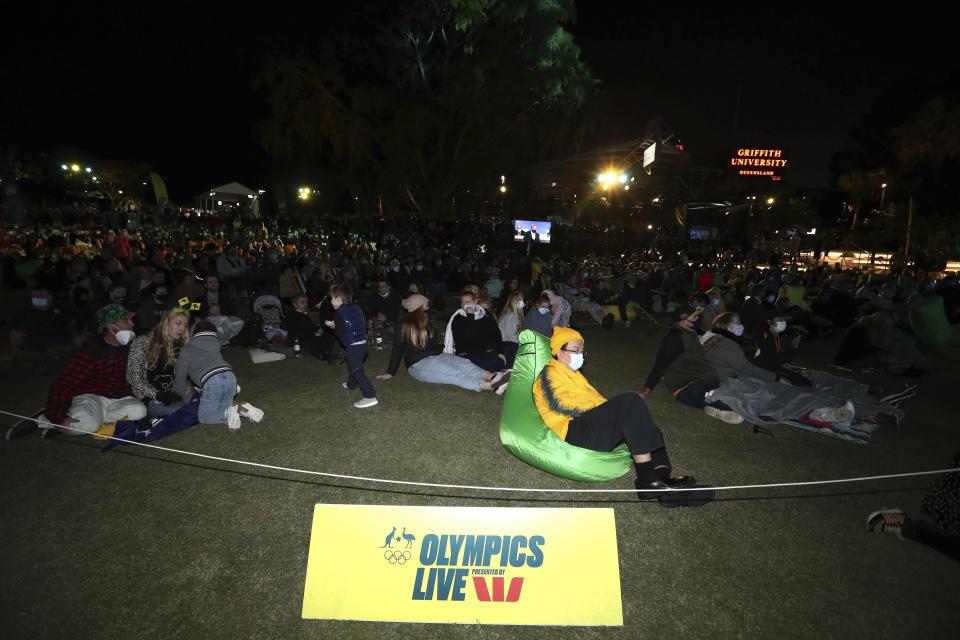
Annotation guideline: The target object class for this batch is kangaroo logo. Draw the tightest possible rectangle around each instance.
[380,526,397,548]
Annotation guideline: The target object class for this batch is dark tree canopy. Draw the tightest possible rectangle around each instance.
[254,0,594,216]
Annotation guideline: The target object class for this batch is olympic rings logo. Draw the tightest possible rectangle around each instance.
[384,550,412,565]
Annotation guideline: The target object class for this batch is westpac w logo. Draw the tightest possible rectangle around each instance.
[472,576,524,602]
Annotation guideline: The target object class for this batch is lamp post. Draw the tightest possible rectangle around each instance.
[879,183,887,213]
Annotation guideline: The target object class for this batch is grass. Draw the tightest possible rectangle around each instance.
[1,314,959,639]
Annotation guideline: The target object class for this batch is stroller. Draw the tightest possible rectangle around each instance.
[248,294,294,358]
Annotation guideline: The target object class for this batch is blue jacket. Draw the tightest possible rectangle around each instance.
[335,302,368,345]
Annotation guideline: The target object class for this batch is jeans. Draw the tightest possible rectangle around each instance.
[147,389,196,417]
[198,371,237,424]
[345,343,376,398]
[408,353,487,391]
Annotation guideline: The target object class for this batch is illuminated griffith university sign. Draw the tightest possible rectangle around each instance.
[730,148,787,181]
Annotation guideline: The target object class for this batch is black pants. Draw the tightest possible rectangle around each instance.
[566,393,665,456]
[903,518,960,562]
[459,349,503,373]
[675,380,733,411]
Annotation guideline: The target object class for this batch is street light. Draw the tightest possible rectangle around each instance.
[70,164,80,172]
[766,197,775,205]
[499,185,507,193]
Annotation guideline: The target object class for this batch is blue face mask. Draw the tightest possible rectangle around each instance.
[416,265,423,271]
[32,297,48,307]
[767,295,776,304]
[538,307,550,315]
[713,298,720,307]
[568,353,584,371]
[731,324,744,336]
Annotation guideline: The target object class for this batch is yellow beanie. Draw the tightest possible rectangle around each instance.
[550,327,584,356]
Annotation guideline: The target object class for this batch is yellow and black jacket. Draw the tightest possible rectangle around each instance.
[533,359,606,440]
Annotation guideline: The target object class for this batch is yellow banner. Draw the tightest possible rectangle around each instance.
[301,504,622,626]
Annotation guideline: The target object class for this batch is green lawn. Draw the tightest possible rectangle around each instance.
[2,318,958,639]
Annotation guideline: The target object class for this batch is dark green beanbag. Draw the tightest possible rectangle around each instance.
[908,295,960,361]
[498,329,633,482]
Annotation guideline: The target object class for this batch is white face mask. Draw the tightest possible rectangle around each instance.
[113,326,135,345]
[463,304,477,313]
[774,321,787,333]
[517,300,525,309]
[568,353,584,371]
[538,307,550,315]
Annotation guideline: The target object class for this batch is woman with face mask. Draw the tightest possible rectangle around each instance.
[699,312,781,383]
[533,328,714,507]
[523,292,554,338]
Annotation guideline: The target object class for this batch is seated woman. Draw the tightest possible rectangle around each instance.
[443,288,507,373]
[126,306,195,417]
[377,294,510,394]
[533,327,712,507]
[523,292,554,337]
[700,312,781,383]
[497,290,525,367]
[639,306,744,424]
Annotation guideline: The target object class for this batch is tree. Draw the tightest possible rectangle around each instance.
[254,0,595,217]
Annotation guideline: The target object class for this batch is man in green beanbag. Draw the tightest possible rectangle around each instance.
[532,327,715,507]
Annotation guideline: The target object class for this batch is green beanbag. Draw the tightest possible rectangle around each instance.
[498,329,633,482]
[908,295,960,361]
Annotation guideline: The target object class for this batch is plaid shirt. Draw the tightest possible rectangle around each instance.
[46,338,134,425]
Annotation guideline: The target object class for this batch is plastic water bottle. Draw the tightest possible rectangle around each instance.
[376,330,383,350]
[294,338,302,357]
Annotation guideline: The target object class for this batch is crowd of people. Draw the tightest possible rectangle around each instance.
[3,211,959,515]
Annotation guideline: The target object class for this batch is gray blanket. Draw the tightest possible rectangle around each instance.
[706,371,903,425]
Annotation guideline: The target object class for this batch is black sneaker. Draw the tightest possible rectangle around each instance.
[6,413,42,440]
[490,370,512,396]
[658,486,716,508]
[602,313,615,329]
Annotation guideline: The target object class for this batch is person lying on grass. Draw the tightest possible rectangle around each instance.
[533,327,714,507]
[638,305,745,424]
[377,294,510,395]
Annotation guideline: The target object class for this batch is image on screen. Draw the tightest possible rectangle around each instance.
[513,220,552,244]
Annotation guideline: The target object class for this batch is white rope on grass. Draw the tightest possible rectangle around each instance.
[2,408,957,494]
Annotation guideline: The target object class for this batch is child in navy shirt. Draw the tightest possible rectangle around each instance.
[328,284,378,408]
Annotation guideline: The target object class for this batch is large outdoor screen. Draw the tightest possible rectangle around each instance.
[513,219,552,244]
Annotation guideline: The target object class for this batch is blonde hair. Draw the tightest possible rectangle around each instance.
[505,290,525,331]
[147,311,190,368]
[402,307,435,350]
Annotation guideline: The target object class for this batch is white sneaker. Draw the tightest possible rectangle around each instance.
[238,402,264,422]
[704,406,744,424]
[226,404,242,430]
[624,320,632,328]
[342,382,351,390]
[236,384,241,394]
[809,400,854,425]
[354,397,379,409]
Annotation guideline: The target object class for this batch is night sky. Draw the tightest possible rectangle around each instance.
[2,5,956,200]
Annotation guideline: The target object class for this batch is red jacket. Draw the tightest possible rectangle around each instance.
[46,338,134,424]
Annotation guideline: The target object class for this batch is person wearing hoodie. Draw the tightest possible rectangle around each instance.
[444,289,506,373]
[174,321,263,429]
[329,283,378,408]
